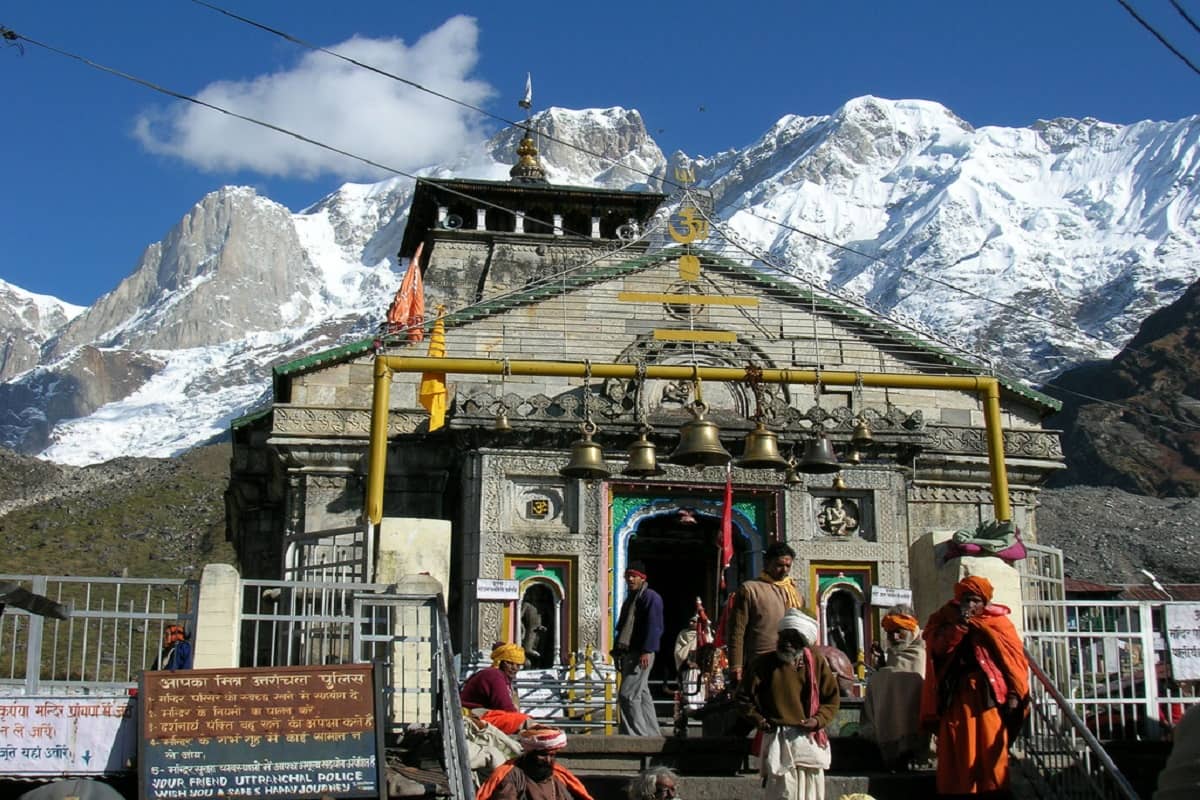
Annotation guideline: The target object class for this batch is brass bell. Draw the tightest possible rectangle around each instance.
[843,447,862,466]
[796,434,840,474]
[832,472,848,492]
[851,417,874,449]
[783,460,804,487]
[560,422,610,479]
[736,421,789,471]
[624,430,664,477]
[668,403,732,468]
[494,410,513,433]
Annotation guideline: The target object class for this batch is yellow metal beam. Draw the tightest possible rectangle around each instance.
[653,330,738,343]
[617,291,759,306]
[364,356,1012,524]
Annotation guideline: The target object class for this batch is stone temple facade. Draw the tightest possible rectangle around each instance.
[227,165,1063,677]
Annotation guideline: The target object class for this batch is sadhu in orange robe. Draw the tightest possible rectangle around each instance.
[920,576,1029,798]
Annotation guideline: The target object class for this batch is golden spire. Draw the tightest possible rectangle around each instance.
[509,127,548,184]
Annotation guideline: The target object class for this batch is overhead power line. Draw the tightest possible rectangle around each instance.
[1173,0,1200,35]
[4,22,1196,430]
[185,0,1145,362]
[1116,0,1200,76]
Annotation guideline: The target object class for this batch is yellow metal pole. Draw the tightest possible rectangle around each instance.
[379,355,996,391]
[365,355,1014,522]
[366,357,392,525]
[981,378,1012,521]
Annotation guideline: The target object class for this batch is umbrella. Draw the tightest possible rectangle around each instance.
[18,778,126,800]
[0,581,70,620]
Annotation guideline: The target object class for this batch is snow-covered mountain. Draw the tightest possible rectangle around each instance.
[2,98,1198,465]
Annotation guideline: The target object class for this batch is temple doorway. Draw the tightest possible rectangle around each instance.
[626,507,750,683]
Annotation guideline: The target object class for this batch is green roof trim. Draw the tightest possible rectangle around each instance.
[265,246,1061,413]
[230,405,272,431]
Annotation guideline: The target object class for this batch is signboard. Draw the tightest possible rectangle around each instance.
[870,586,913,608]
[1165,603,1200,681]
[477,579,520,601]
[140,664,384,800]
[0,695,136,776]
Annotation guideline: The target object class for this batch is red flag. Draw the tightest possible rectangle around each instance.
[386,242,425,342]
[720,465,734,588]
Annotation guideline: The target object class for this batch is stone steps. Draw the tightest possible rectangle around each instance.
[557,734,937,800]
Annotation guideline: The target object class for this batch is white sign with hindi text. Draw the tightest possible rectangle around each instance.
[0,695,136,776]
[477,579,520,601]
[870,586,913,608]
[1165,603,1200,681]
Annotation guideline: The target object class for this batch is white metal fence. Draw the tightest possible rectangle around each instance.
[1023,599,1199,742]
[0,574,197,693]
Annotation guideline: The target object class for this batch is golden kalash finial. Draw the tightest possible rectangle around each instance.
[510,128,548,183]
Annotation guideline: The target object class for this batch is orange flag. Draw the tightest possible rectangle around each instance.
[386,242,425,342]
[419,306,447,431]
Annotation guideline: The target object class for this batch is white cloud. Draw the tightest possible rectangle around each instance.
[133,16,493,180]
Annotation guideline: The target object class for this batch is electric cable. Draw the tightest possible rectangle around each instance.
[1172,0,1200,35]
[1116,0,1200,76]
[3,23,1195,430]
[184,0,1170,365]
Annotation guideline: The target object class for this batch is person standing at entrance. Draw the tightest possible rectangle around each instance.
[920,576,1029,798]
[612,561,664,736]
[727,542,804,682]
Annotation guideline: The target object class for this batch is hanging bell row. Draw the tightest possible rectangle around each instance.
[561,412,869,480]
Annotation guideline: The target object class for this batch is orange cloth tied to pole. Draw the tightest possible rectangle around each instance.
[386,242,425,342]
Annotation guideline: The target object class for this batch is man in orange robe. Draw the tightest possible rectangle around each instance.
[921,576,1029,799]
[476,725,593,800]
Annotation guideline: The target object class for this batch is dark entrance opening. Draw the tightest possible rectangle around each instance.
[627,507,751,684]
[520,583,556,669]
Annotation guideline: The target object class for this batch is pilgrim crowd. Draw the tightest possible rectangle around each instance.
[468,562,1196,800]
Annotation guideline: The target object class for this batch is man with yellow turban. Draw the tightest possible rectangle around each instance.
[861,605,929,770]
[920,576,1029,797]
[475,725,594,800]
[461,642,531,734]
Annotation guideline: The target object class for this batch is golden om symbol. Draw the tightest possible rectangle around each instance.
[668,207,709,244]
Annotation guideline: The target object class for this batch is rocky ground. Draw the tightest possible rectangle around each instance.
[0,444,236,579]
[1036,485,1200,585]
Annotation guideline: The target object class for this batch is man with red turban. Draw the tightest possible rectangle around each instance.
[862,605,929,770]
[921,576,1029,798]
[475,725,594,800]
[460,642,531,734]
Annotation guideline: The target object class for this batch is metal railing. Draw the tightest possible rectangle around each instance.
[238,577,473,797]
[508,648,618,735]
[238,577,391,670]
[1017,648,1140,800]
[433,596,474,800]
[0,574,197,692]
[1023,599,1199,742]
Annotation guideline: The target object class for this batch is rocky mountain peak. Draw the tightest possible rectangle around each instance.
[3,97,1200,465]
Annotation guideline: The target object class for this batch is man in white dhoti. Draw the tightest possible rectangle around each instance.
[736,609,840,800]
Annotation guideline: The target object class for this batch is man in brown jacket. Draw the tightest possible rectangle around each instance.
[727,541,804,681]
[736,609,840,800]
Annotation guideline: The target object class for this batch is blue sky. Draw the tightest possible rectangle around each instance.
[1,1,1198,306]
